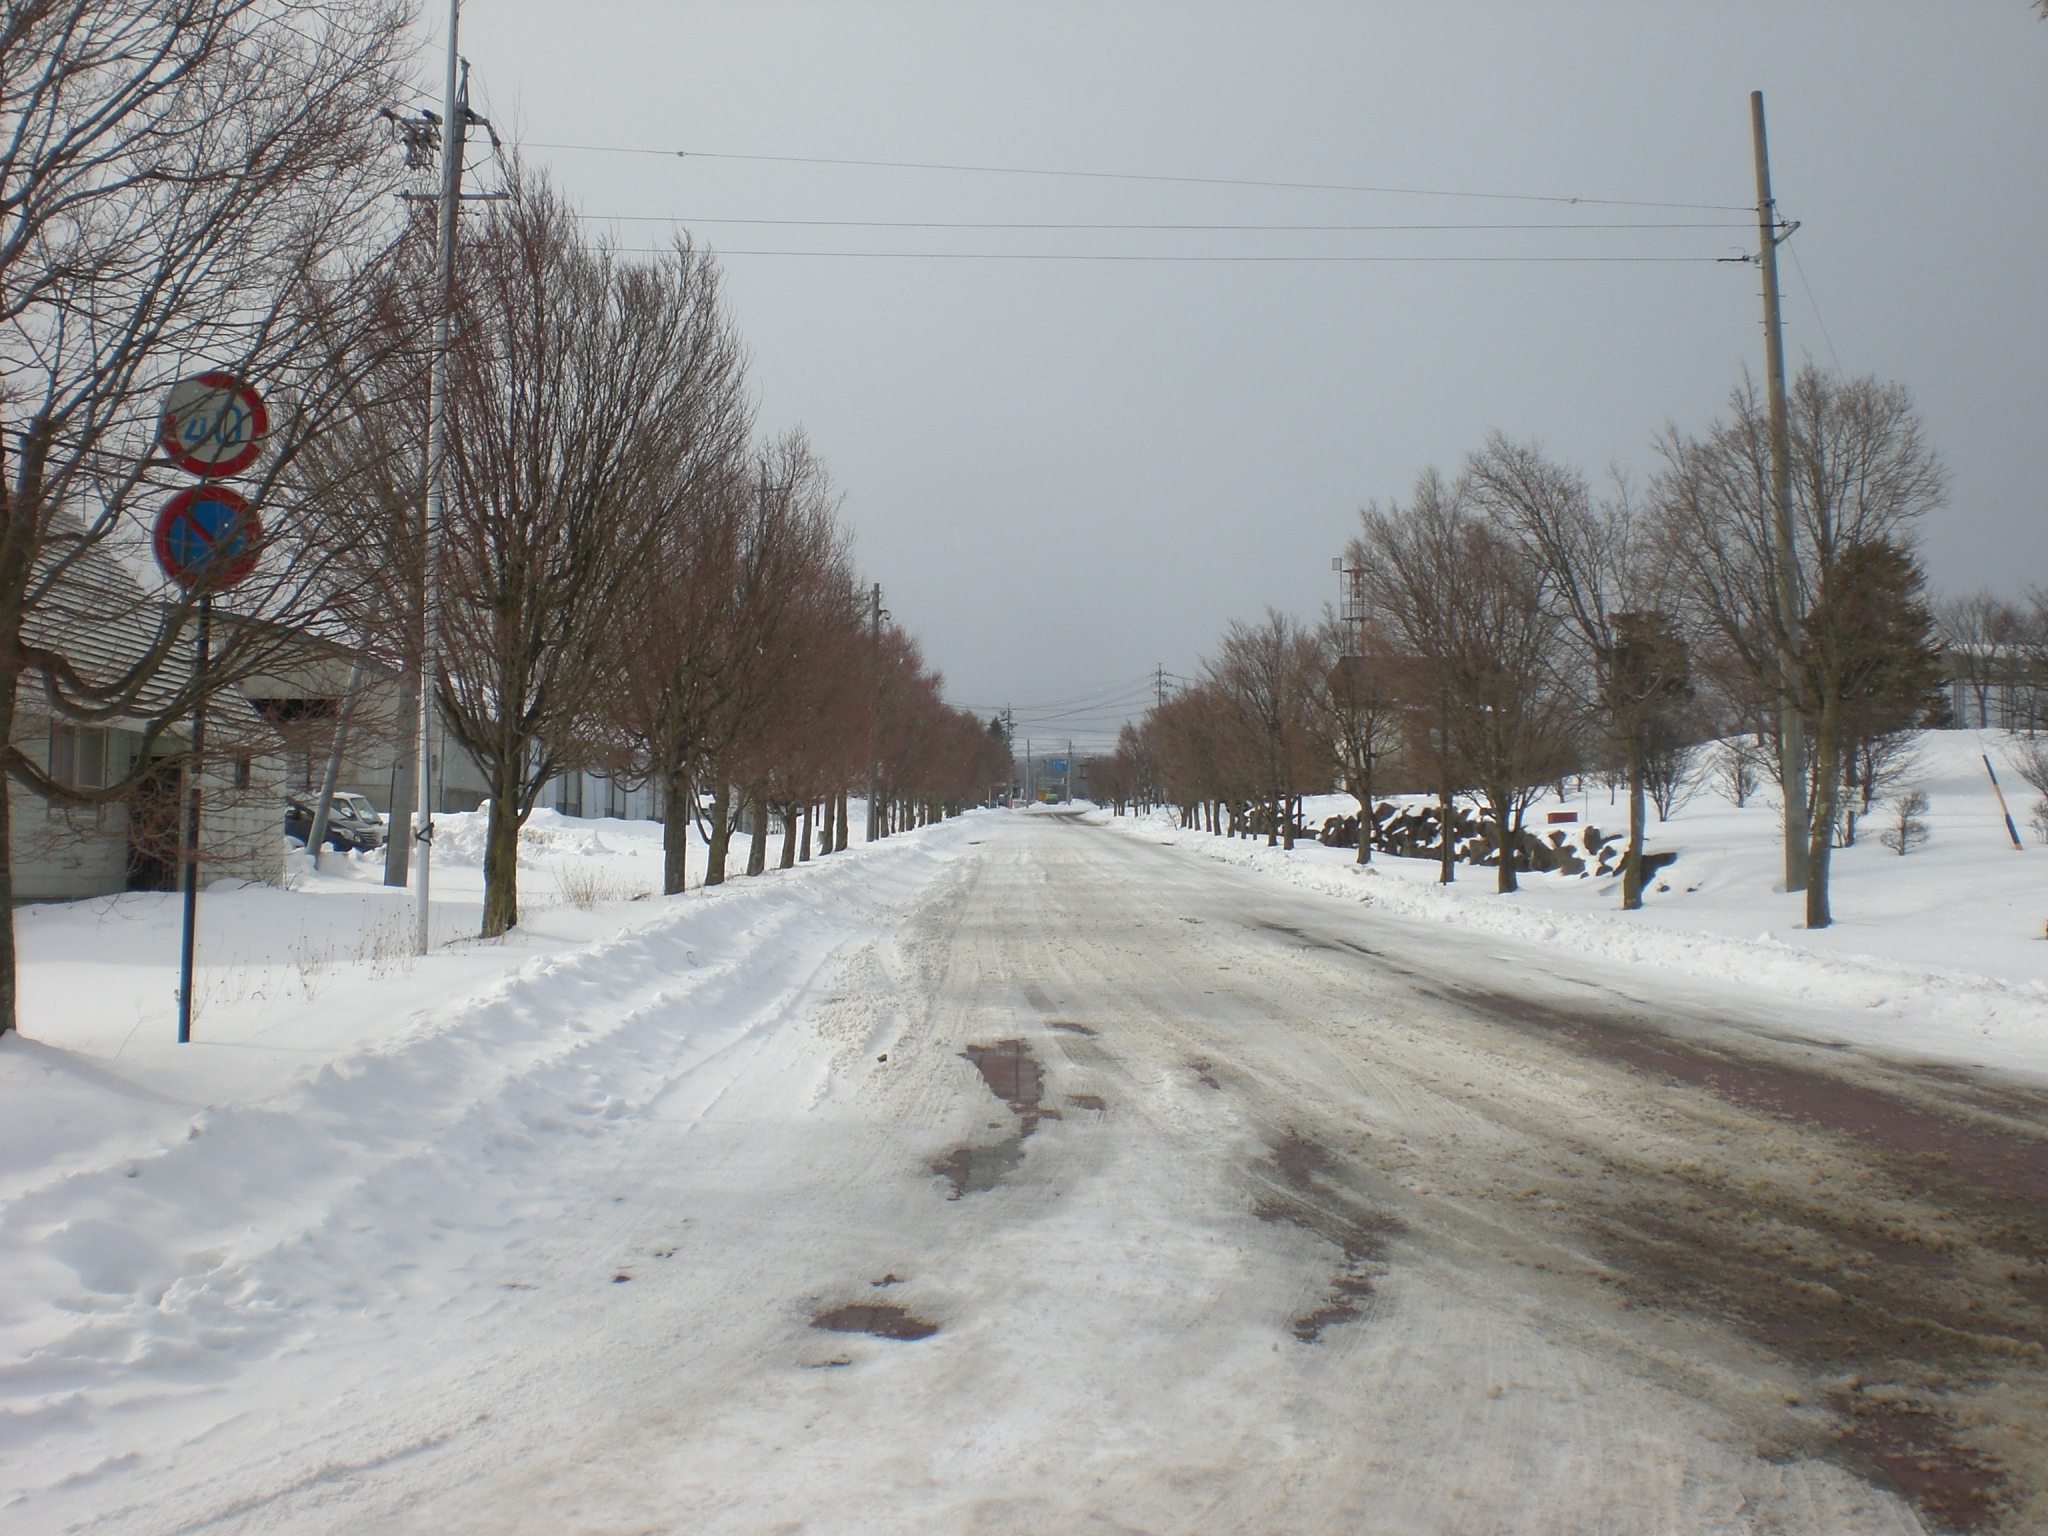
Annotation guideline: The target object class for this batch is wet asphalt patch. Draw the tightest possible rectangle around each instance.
[1251,1130,1402,1344]
[811,1304,939,1341]
[1440,985,2047,1532]
[933,1039,1053,1198]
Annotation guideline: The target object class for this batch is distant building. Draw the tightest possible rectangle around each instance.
[1941,645,2046,732]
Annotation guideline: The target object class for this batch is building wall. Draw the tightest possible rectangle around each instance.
[13,718,286,903]
[543,768,664,823]
[243,662,491,817]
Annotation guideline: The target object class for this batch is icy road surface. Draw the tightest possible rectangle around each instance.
[10,810,2046,1533]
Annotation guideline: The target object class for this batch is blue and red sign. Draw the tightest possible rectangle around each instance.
[152,485,262,591]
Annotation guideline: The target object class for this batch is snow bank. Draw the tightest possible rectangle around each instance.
[2,796,944,1524]
[1099,730,2048,1077]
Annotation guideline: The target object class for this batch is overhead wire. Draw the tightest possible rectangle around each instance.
[1783,232,1843,372]
[525,141,1749,213]
[577,215,1746,233]
[606,248,1720,265]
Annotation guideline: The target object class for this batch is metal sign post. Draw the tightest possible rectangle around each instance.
[176,596,211,1044]
[153,373,267,1042]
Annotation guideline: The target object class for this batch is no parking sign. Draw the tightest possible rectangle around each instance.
[152,485,263,591]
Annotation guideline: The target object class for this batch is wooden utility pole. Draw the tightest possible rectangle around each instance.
[1751,89,1808,894]
[865,581,882,840]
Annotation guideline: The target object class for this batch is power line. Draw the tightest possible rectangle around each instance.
[609,248,1720,265]
[524,140,1748,213]
[1782,232,1842,372]
[577,214,1747,233]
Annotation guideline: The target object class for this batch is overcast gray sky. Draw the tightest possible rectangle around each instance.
[462,2,2045,747]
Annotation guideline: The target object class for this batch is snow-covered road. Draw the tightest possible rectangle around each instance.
[10,810,2045,1533]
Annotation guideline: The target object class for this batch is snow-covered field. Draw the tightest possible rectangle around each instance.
[1097,729,2048,1080]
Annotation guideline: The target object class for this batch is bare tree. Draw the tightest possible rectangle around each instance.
[1468,435,1690,907]
[1657,367,1945,928]
[1878,790,1930,856]
[1355,471,1565,892]
[1207,609,1325,849]
[1711,733,1769,808]
[435,176,727,936]
[1933,591,2014,729]
[1305,613,1404,863]
[0,0,416,1032]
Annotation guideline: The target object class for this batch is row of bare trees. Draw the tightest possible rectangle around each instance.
[0,5,997,1033]
[1110,365,1956,929]
[284,168,1007,938]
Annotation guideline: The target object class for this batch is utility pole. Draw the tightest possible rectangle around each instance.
[1155,664,1167,709]
[865,582,883,840]
[1752,89,1807,894]
[414,2,465,955]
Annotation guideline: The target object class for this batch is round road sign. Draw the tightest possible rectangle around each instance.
[158,372,268,478]
[153,486,263,591]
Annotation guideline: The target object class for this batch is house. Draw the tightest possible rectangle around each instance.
[14,541,287,900]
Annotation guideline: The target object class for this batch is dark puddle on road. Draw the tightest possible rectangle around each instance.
[933,1038,1057,1198]
[1067,1093,1107,1111]
[1825,1389,2006,1532]
[1050,1021,1097,1036]
[1256,1131,1403,1343]
[1445,986,2040,1531]
[932,1138,1025,1198]
[962,1039,1054,1132]
[811,1304,939,1341]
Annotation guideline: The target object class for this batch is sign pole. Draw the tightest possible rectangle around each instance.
[415,0,466,956]
[176,594,212,1044]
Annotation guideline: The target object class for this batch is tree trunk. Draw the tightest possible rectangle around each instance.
[835,788,849,851]
[1355,757,1373,865]
[800,800,813,862]
[1805,701,1844,930]
[0,659,18,1033]
[779,801,798,868]
[480,774,523,937]
[1282,792,1296,851]
[1438,780,1456,885]
[662,766,691,895]
[383,669,418,887]
[1621,732,1647,911]
[705,784,731,885]
[1492,788,1517,893]
[745,786,768,875]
